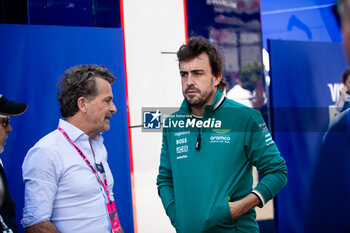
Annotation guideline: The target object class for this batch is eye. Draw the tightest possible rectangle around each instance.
[194,71,203,77]
[104,97,113,104]
[180,72,187,78]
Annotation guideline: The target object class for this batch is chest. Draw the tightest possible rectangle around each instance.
[168,129,248,171]
[55,142,112,200]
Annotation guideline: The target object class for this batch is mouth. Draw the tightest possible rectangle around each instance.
[104,115,112,122]
[186,88,200,96]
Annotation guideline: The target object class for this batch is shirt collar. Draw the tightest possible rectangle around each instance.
[58,119,103,143]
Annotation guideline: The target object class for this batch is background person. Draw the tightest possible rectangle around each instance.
[0,94,28,233]
[226,78,253,108]
[304,0,350,232]
[336,68,350,112]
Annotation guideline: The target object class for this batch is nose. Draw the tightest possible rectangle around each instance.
[186,74,195,86]
[110,101,117,114]
[6,124,12,133]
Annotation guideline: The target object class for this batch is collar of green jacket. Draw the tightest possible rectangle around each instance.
[179,88,226,117]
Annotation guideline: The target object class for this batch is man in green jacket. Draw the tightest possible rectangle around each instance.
[156,36,288,233]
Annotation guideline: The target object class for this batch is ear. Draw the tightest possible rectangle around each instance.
[77,97,88,113]
[213,74,222,87]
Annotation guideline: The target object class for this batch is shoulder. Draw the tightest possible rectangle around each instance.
[217,98,267,132]
[222,98,260,118]
[23,130,65,167]
[30,130,63,152]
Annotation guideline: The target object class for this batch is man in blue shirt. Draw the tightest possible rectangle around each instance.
[22,65,124,233]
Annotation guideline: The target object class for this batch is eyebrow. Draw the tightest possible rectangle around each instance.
[104,96,113,101]
[191,69,204,73]
[180,69,205,74]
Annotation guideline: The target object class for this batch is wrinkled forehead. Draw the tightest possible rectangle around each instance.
[179,53,211,69]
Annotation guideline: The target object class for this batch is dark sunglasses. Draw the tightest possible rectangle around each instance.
[0,116,10,128]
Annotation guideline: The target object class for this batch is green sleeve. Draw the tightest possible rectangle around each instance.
[156,131,177,227]
[244,110,288,203]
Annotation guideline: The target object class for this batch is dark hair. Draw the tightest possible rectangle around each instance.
[342,68,350,84]
[337,0,350,26]
[57,64,116,118]
[177,36,227,91]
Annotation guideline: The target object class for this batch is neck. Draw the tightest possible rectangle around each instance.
[65,114,95,139]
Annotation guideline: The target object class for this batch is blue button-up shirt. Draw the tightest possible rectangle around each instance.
[22,119,114,233]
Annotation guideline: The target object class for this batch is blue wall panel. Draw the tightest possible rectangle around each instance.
[261,2,345,231]
[0,24,133,233]
[261,0,341,49]
[269,39,347,233]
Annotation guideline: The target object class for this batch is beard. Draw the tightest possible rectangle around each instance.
[184,78,215,108]
[0,145,3,154]
[184,87,214,108]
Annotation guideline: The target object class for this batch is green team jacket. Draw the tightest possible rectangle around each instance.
[157,89,288,233]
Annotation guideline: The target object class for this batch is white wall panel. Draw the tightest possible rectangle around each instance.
[122,0,185,232]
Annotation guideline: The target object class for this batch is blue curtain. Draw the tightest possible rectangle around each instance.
[0,24,134,233]
[269,39,347,233]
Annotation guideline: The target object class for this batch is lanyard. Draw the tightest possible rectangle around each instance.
[57,126,112,202]
[0,215,12,233]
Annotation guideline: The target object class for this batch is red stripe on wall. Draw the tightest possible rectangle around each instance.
[119,0,138,232]
[183,0,189,42]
